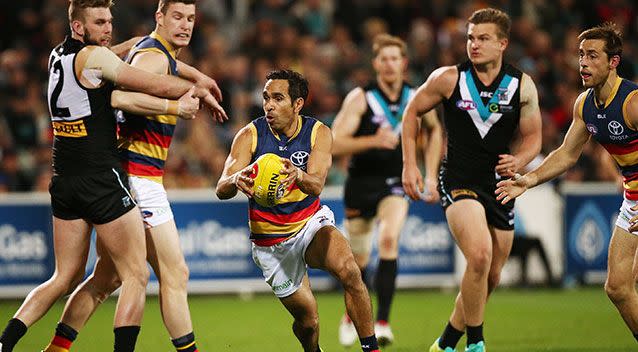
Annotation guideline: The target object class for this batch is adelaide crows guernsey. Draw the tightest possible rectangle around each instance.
[248,116,323,246]
[348,82,415,178]
[118,31,179,183]
[581,77,638,200]
[47,37,119,176]
[442,61,523,182]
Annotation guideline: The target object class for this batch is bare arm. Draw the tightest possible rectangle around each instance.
[216,125,255,199]
[331,88,399,156]
[110,36,142,58]
[176,60,222,102]
[421,109,443,202]
[495,73,543,177]
[281,124,332,197]
[496,92,591,203]
[111,51,199,119]
[402,66,455,200]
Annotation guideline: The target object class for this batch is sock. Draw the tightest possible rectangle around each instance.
[466,323,484,345]
[172,332,198,352]
[43,322,78,352]
[374,259,397,322]
[113,326,140,352]
[360,335,380,352]
[439,321,464,349]
[0,318,28,351]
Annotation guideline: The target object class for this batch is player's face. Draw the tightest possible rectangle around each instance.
[158,3,196,48]
[578,39,613,88]
[262,79,301,132]
[466,23,507,66]
[373,45,406,83]
[79,7,113,46]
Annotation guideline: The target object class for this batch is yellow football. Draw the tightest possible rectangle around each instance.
[250,153,287,207]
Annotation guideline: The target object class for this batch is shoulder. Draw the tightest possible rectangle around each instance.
[429,65,458,85]
[573,90,590,119]
[343,87,366,105]
[519,73,539,100]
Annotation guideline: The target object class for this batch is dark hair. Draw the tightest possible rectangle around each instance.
[467,8,511,39]
[266,69,309,102]
[578,22,623,59]
[68,0,113,22]
[158,0,196,14]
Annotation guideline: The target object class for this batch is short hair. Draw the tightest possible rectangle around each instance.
[266,70,309,102]
[158,0,196,14]
[578,22,623,59]
[68,0,113,22]
[467,8,511,39]
[372,33,407,57]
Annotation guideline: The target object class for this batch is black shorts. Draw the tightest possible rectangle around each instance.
[343,176,405,219]
[49,167,137,225]
[438,173,515,230]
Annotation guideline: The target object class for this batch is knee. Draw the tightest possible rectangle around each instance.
[333,258,363,289]
[605,279,632,304]
[91,274,122,302]
[293,314,319,335]
[378,234,398,256]
[466,248,492,276]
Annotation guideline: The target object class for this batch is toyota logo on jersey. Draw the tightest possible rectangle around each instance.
[608,120,624,136]
[290,151,309,170]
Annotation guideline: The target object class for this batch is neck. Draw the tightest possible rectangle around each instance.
[153,29,180,55]
[279,115,300,138]
[70,31,84,43]
[594,70,619,104]
[472,59,502,85]
[377,77,403,100]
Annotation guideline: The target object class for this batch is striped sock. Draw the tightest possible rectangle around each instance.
[172,332,198,352]
[43,323,77,352]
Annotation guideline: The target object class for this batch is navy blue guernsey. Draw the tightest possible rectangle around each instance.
[442,61,523,182]
[348,82,415,178]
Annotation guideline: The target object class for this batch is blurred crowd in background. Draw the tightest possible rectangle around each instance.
[0,0,636,192]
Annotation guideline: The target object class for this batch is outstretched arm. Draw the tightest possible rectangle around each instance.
[216,125,255,199]
[176,60,222,102]
[496,92,591,203]
[495,73,542,177]
[110,36,142,58]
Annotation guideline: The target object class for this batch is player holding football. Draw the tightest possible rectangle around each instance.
[216,69,380,352]
[496,22,638,344]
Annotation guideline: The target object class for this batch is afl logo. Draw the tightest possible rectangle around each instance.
[586,124,598,135]
[608,120,624,135]
[456,100,476,111]
[290,151,309,169]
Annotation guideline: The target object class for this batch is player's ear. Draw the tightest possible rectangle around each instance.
[155,10,163,26]
[293,97,304,114]
[71,20,84,37]
[609,54,620,70]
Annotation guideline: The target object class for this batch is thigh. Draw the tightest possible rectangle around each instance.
[608,226,638,286]
[145,220,186,280]
[305,225,354,272]
[51,217,92,278]
[488,226,514,270]
[81,168,137,225]
[94,206,147,275]
[129,176,173,228]
[445,199,492,256]
[376,195,409,239]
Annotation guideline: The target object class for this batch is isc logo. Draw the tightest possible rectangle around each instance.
[456,100,476,111]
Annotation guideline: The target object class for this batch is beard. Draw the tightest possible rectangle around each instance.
[83,31,110,47]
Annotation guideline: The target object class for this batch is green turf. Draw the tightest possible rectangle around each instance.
[0,287,634,351]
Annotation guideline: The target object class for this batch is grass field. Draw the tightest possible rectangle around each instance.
[0,287,634,351]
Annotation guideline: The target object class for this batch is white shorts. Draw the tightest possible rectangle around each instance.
[251,205,335,298]
[616,198,638,234]
[128,176,174,228]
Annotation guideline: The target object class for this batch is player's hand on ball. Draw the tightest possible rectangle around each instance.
[422,177,440,203]
[233,166,255,197]
[280,158,302,188]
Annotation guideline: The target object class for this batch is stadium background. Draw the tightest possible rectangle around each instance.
[0,0,637,351]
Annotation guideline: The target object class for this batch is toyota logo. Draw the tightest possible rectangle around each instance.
[290,151,309,168]
[608,120,624,136]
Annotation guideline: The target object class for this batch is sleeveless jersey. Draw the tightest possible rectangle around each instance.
[581,77,638,200]
[118,31,179,183]
[47,36,119,175]
[442,61,523,181]
[348,82,415,178]
[248,116,323,246]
